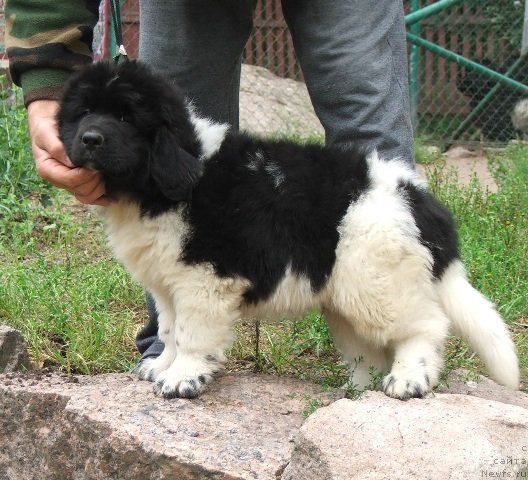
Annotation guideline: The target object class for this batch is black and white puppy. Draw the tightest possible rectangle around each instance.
[58,61,519,400]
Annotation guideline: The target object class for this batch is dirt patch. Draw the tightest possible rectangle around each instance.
[417,146,498,192]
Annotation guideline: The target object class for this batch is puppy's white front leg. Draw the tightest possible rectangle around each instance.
[153,309,239,399]
[153,276,243,399]
[383,334,444,400]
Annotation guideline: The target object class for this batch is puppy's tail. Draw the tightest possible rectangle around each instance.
[436,260,519,389]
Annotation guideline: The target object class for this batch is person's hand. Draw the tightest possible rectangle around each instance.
[27,100,111,206]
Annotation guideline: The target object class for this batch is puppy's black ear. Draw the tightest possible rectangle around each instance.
[150,128,203,201]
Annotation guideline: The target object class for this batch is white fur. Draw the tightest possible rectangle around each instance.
[187,106,229,160]
[437,260,519,389]
[264,160,286,188]
[101,201,249,396]
[247,151,265,171]
[245,265,321,317]
[323,152,449,395]
[246,151,286,188]
[366,150,427,191]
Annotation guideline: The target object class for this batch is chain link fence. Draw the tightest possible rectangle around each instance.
[408,0,528,147]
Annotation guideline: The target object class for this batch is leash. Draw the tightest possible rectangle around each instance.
[109,0,128,64]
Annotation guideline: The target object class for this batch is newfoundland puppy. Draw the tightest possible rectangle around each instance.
[57,61,519,399]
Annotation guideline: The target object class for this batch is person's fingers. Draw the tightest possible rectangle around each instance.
[32,127,73,168]
[34,156,98,188]
[71,175,108,204]
[38,160,110,204]
[75,192,113,207]
[27,100,73,167]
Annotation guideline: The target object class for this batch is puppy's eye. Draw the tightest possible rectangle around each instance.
[120,115,131,123]
[78,109,90,119]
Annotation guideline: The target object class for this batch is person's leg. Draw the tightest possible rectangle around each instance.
[135,293,164,359]
[139,0,255,127]
[135,0,255,359]
[281,0,414,164]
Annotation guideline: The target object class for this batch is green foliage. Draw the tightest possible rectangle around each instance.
[232,312,348,388]
[0,249,143,373]
[302,396,324,419]
[427,144,528,322]
[0,90,57,243]
[478,0,524,50]
[426,143,528,380]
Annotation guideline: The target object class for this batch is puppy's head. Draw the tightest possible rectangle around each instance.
[57,61,202,202]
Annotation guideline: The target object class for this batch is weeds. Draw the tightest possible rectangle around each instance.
[302,396,324,419]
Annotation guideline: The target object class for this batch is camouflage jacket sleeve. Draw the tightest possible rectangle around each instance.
[5,0,101,105]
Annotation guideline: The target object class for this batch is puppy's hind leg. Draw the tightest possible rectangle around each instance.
[323,310,390,392]
[382,307,448,400]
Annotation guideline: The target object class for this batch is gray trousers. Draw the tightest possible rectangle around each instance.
[139,0,414,161]
[136,0,415,358]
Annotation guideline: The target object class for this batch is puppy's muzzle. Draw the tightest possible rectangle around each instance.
[77,128,106,169]
[82,130,105,151]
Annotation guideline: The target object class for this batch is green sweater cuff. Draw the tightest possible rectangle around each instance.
[20,68,74,106]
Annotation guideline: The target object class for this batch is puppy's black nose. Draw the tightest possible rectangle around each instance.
[81,130,105,150]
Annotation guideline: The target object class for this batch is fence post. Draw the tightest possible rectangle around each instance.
[523,0,528,56]
[409,0,421,132]
[405,0,462,26]
[108,0,123,59]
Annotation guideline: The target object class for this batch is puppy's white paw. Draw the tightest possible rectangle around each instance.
[382,371,430,400]
[153,371,213,399]
[153,354,222,399]
[133,353,174,382]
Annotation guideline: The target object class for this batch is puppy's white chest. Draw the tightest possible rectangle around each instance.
[101,202,187,287]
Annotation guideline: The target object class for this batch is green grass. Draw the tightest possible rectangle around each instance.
[1,89,526,392]
[0,90,144,373]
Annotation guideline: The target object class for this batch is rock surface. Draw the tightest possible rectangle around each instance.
[283,391,528,480]
[0,372,339,480]
[239,64,323,138]
[0,325,31,373]
[437,368,528,410]
[1,367,526,480]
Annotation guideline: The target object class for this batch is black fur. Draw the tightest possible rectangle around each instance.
[58,61,202,211]
[182,135,370,303]
[398,181,459,278]
[58,60,459,305]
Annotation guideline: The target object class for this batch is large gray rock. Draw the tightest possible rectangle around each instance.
[0,325,31,373]
[1,364,526,480]
[283,384,528,480]
[0,372,339,480]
